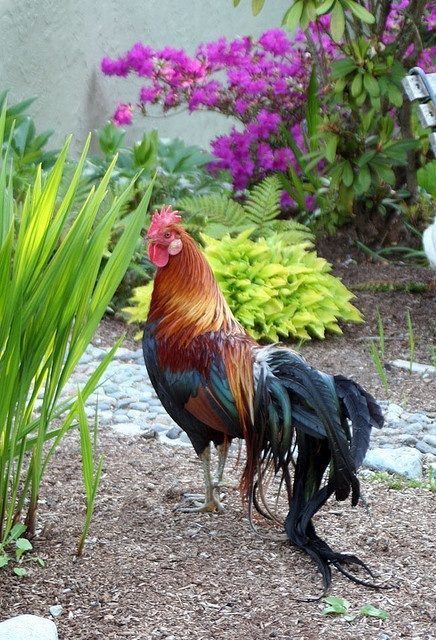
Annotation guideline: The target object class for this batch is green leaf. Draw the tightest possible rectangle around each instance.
[363,74,380,98]
[233,0,242,5]
[342,161,354,187]
[371,163,395,184]
[244,175,282,224]
[383,139,418,162]
[8,524,26,542]
[332,58,358,79]
[306,67,320,141]
[133,130,158,170]
[0,555,9,568]
[417,160,436,197]
[330,1,345,42]
[282,1,303,31]
[360,109,375,134]
[334,77,347,94]
[355,90,367,106]
[379,115,394,140]
[325,135,338,163]
[322,596,350,615]
[316,0,336,15]
[343,0,375,23]
[251,0,265,15]
[177,193,247,236]
[98,121,125,156]
[351,73,363,97]
[16,538,32,552]
[359,604,389,620]
[5,96,36,118]
[387,83,403,107]
[13,567,27,577]
[301,0,317,27]
[12,117,35,157]
[354,165,371,193]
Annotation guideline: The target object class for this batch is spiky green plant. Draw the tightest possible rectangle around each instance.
[77,394,104,557]
[124,230,361,342]
[0,104,153,545]
[177,175,313,244]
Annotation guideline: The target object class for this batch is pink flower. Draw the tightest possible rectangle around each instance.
[257,142,274,170]
[140,85,161,103]
[235,98,249,116]
[272,148,293,172]
[305,195,316,211]
[259,29,291,55]
[101,56,129,77]
[113,103,133,126]
[273,78,288,94]
[126,43,154,76]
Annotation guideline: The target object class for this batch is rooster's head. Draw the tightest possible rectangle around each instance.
[147,206,183,268]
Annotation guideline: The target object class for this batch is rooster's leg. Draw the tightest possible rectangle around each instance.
[214,440,230,489]
[177,446,225,513]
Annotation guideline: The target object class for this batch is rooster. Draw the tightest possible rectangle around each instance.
[142,206,384,591]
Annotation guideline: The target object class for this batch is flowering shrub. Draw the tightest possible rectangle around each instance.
[101,29,320,190]
[102,1,435,232]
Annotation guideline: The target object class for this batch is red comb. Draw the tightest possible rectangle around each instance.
[148,205,182,237]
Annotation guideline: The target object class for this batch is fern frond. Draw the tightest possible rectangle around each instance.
[244,175,282,224]
[265,219,314,246]
[178,176,314,245]
[177,194,248,238]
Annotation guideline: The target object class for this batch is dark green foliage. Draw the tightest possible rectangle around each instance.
[417,161,436,199]
[0,92,58,200]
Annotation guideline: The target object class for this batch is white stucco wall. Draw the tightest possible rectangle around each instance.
[0,0,289,154]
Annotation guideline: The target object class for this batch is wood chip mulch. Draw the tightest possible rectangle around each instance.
[1,434,435,640]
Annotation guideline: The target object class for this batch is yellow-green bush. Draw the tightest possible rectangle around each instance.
[124,230,362,341]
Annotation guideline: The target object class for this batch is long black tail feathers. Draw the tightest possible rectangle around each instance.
[285,518,380,596]
[334,375,384,467]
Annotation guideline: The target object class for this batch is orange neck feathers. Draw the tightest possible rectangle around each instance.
[147,227,256,469]
[148,229,242,345]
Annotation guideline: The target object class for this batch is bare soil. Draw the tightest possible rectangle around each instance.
[1,249,435,639]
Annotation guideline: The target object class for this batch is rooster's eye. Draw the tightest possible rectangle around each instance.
[164,231,171,239]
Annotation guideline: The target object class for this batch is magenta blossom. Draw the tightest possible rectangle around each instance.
[113,103,133,126]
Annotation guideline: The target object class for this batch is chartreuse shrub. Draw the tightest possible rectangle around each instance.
[0,103,153,552]
[124,229,361,342]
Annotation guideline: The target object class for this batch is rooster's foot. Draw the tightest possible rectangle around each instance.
[175,492,224,513]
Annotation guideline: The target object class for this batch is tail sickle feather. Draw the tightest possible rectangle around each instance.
[248,348,384,591]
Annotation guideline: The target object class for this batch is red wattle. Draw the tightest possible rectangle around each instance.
[148,243,169,268]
